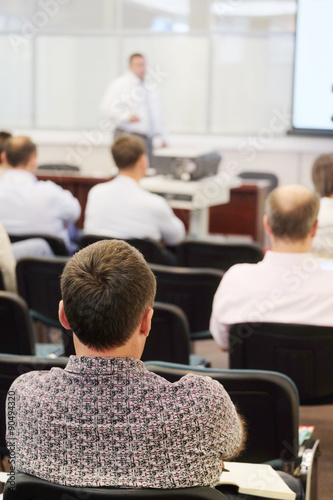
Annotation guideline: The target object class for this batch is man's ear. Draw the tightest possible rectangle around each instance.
[0,151,7,164]
[140,308,154,338]
[263,214,272,236]
[58,300,71,330]
[310,219,318,238]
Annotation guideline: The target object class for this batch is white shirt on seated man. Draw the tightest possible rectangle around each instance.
[210,184,333,351]
[0,136,81,252]
[84,135,185,247]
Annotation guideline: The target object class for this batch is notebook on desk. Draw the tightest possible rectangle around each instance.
[218,462,296,500]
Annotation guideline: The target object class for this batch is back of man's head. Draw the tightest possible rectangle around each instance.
[111,136,146,170]
[265,184,319,241]
[61,240,156,351]
[5,136,36,168]
[0,131,12,164]
[312,153,333,198]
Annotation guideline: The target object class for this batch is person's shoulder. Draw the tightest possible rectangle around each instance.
[89,179,113,194]
[9,367,65,393]
[221,261,260,283]
[110,72,132,88]
[175,372,228,400]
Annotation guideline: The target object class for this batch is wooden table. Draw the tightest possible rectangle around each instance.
[37,172,270,244]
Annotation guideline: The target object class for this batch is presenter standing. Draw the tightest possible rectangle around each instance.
[100,53,167,162]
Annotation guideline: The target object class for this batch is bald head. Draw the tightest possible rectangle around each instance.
[265,184,319,241]
[5,136,37,168]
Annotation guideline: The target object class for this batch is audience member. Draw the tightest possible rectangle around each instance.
[6,240,245,490]
[312,153,333,258]
[0,221,53,293]
[84,136,185,246]
[210,184,333,351]
[0,220,17,292]
[0,131,12,180]
[0,136,81,252]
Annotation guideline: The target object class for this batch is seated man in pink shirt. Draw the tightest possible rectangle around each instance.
[210,184,333,351]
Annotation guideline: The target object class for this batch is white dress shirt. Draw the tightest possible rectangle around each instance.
[84,175,185,246]
[0,170,81,248]
[312,197,333,258]
[100,71,167,141]
[210,251,333,350]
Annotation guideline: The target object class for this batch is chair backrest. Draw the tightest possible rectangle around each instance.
[0,354,68,454]
[9,234,69,256]
[16,257,68,324]
[0,291,36,356]
[141,302,191,364]
[80,235,168,264]
[229,322,333,404]
[0,270,5,290]
[239,172,278,192]
[37,163,80,172]
[176,240,264,271]
[4,474,226,499]
[150,264,224,334]
[145,361,299,464]
[62,302,192,363]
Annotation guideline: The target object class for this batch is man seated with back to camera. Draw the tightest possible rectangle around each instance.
[6,240,303,499]
[0,136,81,254]
[210,184,333,352]
[84,135,185,263]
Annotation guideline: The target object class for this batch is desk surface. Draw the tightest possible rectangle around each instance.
[37,172,269,243]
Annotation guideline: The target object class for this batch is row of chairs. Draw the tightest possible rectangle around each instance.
[0,290,208,366]
[7,232,264,269]
[14,256,223,343]
[2,255,333,404]
[0,355,319,500]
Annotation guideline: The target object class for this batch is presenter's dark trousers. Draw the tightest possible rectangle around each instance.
[114,128,153,165]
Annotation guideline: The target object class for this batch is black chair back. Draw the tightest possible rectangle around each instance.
[16,257,74,354]
[141,302,191,364]
[239,172,278,192]
[150,265,224,339]
[4,474,226,500]
[9,234,69,256]
[37,163,80,172]
[63,302,193,364]
[145,361,299,464]
[16,257,68,325]
[176,240,263,271]
[0,354,68,455]
[229,322,333,404]
[0,292,36,356]
[0,270,5,290]
[80,235,169,264]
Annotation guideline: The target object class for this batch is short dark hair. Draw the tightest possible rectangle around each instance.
[111,136,146,170]
[61,240,156,351]
[312,153,333,197]
[265,185,319,241]
[5,136,36,167]
[0,131,12,164]
[129,53,144,64]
